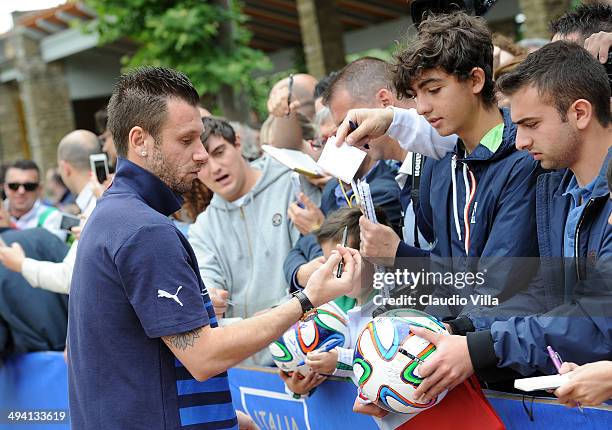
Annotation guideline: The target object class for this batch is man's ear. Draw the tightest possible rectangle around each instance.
[376,88,394,108]
[569,99,594,131]
[58,160,69,178]
[128,126,148,157]
[469,67,486,95]
[234,133,242,152]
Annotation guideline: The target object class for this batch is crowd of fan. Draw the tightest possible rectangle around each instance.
[0,2,611,420]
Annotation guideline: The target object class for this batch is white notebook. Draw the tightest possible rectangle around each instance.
[316,136,367,183]
[262,145,324,178]
[514,374,569,392]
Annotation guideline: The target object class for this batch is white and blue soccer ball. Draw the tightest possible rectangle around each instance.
[269,301,350,376]
[352,309,449,414]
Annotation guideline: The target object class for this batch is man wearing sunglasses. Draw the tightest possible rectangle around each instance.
[3,160,65,241]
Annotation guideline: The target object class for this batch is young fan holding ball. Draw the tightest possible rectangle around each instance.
[279,207,420,430]
[279,207,384,397]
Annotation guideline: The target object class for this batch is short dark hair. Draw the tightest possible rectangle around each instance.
[7,159,40,180]
[107,66,200,158]
[550,3,612,43]
[323,57,394,106]
[497,41,611,127]
[201,116,237,150]
[314,71,339,100]
[394,12,496,106]
[315,207,389,249]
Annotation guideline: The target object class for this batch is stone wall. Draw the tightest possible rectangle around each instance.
[0,81,28,164]
[2,27,75,174]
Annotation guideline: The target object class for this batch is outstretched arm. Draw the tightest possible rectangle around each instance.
[163,247,362,381]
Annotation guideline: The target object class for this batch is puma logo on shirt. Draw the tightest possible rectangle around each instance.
[157,286,183,306]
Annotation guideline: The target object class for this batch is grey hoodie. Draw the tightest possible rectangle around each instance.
[189,155,319,321]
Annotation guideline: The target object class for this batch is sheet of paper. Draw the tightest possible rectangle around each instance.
[316,136,367,183]
[262,145,323,177]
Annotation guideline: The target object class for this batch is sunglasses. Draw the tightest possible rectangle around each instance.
[7,182,39,192]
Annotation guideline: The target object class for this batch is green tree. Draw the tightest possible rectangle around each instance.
[84,0,271,122]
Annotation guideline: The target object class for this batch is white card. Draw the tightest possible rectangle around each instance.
[317,136,367,183]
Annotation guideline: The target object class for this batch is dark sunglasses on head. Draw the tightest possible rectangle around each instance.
[7,182,38,192]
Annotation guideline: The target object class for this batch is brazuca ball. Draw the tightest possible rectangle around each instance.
[353,309,448,414]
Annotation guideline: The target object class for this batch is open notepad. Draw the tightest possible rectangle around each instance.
[262,145,324,178]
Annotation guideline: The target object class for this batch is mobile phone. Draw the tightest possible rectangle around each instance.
[60,213,81,231]
[290,172,304,208]
[90,153,109,184]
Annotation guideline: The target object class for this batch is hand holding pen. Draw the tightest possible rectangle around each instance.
[334,107,395,149]
[548,345,584,412]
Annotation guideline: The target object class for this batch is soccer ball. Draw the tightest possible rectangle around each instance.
[352,309,448,414]
[269,301,349,375]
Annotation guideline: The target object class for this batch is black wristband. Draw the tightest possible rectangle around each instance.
[294,291,315,315]
[444,316,475,336]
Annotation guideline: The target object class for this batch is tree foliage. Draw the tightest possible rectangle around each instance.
[83,0,271,115]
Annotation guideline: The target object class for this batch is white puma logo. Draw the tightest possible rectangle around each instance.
[157,286,183,307]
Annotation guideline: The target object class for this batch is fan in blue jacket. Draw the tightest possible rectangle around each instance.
[348,13,544,320]
[416,108,543,319]
[410,42,612,405]
[463,149,612,378]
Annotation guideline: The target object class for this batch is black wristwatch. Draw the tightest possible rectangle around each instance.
[294,291,315,315]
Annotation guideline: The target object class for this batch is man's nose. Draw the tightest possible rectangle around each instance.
[194,143,209,165]
[415,97,431,116]
[515,129,532,151]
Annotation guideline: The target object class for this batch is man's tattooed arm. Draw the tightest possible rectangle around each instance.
[162,327,203,351]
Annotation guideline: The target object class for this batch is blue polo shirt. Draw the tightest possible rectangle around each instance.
[68,158,237,430]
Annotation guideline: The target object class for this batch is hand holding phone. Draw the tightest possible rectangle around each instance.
[60,213,81,231]
[90,153,109,184]
[290,172,304,208]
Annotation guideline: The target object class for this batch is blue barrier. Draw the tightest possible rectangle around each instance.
[0,353,69,430]
[1,352,611,430]
[227,366,376,429]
